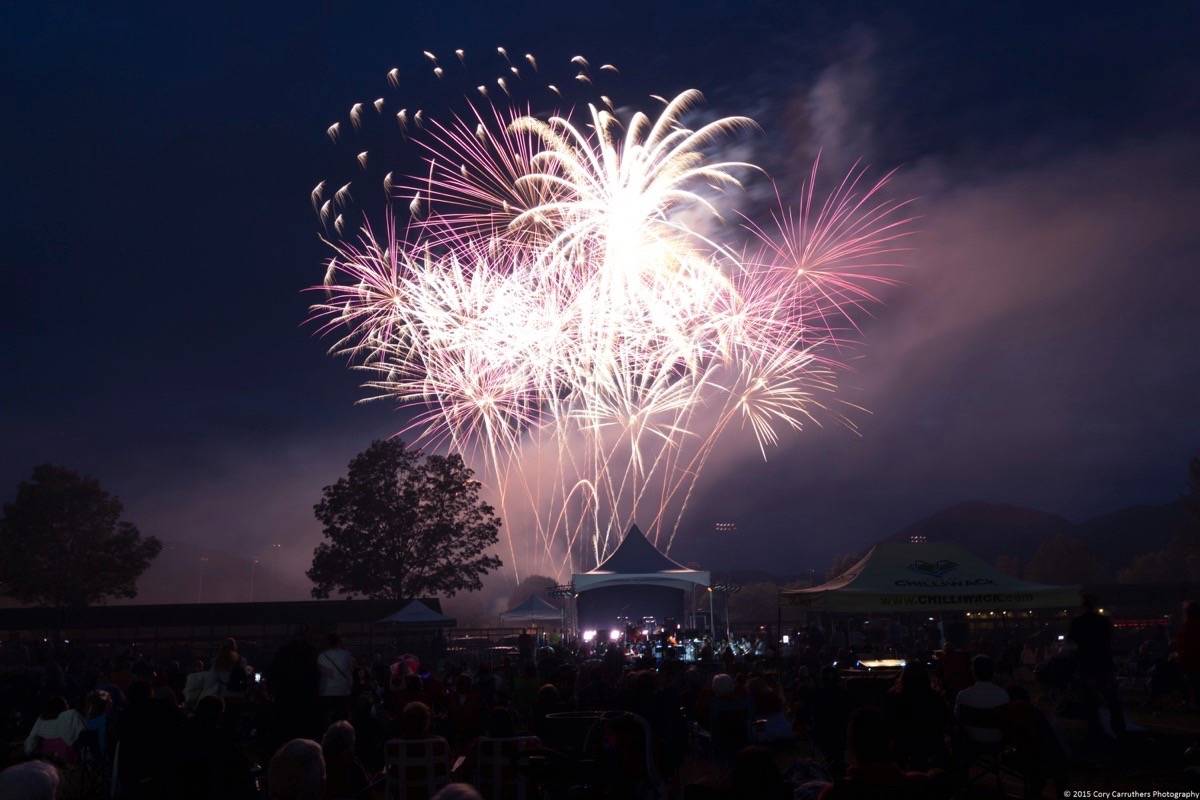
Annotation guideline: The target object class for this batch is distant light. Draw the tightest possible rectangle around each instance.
[582,629,597,643]
[641,628,649,636]
[928,617,935,622]
[609,629,622,641]
[714,522,737,533]
[63,640,69,644]
[781,635,790,644]
[1057,634,1065,641]
[1098,608,1105,614]
[832,660,838,667]
[858,658,905,669]
[254,672,262,683]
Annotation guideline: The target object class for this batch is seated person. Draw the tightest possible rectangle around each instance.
[884,662,949,769]
[269,738,325,800]
[809,667,852,776]
[819,707,942,800]
[180,695,256,800]
[0,761,61,800]
[183,658,213,708]
[1004,685,1067,797]
[24,696,85,762]
[79,690,113,763]
[322,720,371,800]
[730,745,792,800]
[954,655,1009,746]
[398,701,441,741]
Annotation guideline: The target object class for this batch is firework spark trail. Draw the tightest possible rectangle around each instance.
[311,53,913,579]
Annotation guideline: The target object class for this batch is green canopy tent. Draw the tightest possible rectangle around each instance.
[781,541,1079,613]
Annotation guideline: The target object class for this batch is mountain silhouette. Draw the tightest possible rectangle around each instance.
[886,499,1184,576]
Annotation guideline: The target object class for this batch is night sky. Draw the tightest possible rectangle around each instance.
[4,1,1199,583]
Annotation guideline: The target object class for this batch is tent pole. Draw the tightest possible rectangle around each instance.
[709,588,715,641]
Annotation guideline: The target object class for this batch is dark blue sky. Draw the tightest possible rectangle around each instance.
[3,1,1199,580]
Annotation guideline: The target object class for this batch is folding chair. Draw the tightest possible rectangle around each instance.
[956,703,1015,796]
[384,737,451,800]
[473,735,541,800]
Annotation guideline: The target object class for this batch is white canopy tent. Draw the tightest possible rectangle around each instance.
[572,525,710,630]
[781,541,1079,613]
[499,594,563,624]
[572,524,710,593]
[376,599,456,627]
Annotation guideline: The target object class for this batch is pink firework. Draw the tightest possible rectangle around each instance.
[311,54,913,579]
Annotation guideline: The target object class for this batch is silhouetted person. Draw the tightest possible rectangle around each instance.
[1004,685,1067,799]
[117,680,186,799]
[213,637,249,697]
[884,662,949,769]
[1177,601,1200,708]
[321,720,370,800]
[954,654,1009,746]
[269,627,322,743]
[819,707,941,800]
[350,693,386,772]
[24,695,84,761]
[399,701,434,740]
[180,695,256,800]
[1069,595,1125,737]
[810,666,853,776]
[318,634,354,724]
[269,738,325,800]
[938,641,972,700]
[730,745,791,800]
[0,760,60,800]
[431,785,482,800]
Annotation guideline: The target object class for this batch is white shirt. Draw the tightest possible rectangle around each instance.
[25,710,85,756]
[318,648,354,696]
[955,681,1010,744]
[183,670,217,707]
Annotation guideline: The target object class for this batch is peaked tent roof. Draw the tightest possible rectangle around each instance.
[377,599,456,626]
[573,524,710,591]
[592,524,690,573]
[499,594,563,623]
[780,541,1079,612]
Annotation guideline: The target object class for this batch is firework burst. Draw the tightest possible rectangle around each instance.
[311,50,913,579]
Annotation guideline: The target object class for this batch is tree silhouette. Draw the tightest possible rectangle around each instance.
[308,440,502,599]
[0,465,162,608]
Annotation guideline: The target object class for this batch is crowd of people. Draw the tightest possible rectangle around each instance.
[1,597,1198,799]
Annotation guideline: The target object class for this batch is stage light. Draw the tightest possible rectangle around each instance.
[582,629,597,643]
[781,635,790,644]
[609,629,622,641]
[857,658,905,669]
[1057,634,1065,641]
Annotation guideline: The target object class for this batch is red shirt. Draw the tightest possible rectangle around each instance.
[1178,619,1200,672]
